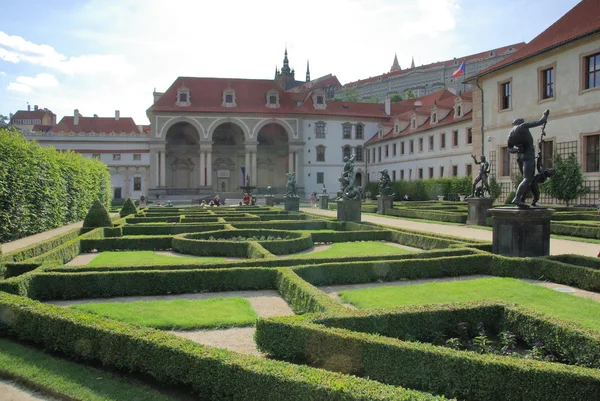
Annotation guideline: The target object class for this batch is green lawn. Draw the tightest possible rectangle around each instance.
[88,251,228,266]
[70,297,258,330]
[339,277,600,332]
[0,338,177,401]
[292,241,414,259]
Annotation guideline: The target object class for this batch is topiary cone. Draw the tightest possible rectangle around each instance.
[120,197,138,217]
[83,200,113,227]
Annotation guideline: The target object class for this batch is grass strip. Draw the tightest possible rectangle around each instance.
[87,251,227,266]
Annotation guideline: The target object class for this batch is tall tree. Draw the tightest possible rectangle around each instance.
[542,153,589,207]
[0,115,8,128]
[343,87,360,102]
[390,94,403,103]
[404,89,416,99]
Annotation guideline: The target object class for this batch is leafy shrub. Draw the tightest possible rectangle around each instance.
[504,191,515,205]
[119,197,138,217]
[83,200,113,228]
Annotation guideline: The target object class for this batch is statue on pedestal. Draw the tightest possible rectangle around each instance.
[379,169,393,196]
[507,109,550,207]
[266,184,272,195]
[322,184,327,195]
[285,172,297,197]
[338,155,361,200]
[469,155,490,198]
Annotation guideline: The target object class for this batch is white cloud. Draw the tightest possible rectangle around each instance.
[7,73,59,93]
[0,71,6,76]
[0,31,134,76]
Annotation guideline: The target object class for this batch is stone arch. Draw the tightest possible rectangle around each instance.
[252,118,294,142]
[207,117,251,141]
[159,116,205,139]
[165,122,201,189]
[257,123,289,189]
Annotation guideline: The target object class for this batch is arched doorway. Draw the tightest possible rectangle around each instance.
[257,123,289,190]
[165,122,200,190]
[355,172,362,187]
[212,123,245,192]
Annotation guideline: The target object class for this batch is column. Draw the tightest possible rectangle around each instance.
[206,151,212,187]
[294,151,299,174]
[160,151,166,187]
[251,151,257,183]
[288,151,294,173]
[199,150,205,186]
[151,150,159,187]
[245,151,250,184]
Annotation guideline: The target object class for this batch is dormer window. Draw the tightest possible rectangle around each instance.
[432,113,437,123]
[222,88,236,107]
[317,96,324,104]
[378,123,384,138]
[394,119,400,134]
[266,89,280,108]
[312,91,327,109]
[411,119,416,129]
[176,85,191,107]
[457,105,462,117]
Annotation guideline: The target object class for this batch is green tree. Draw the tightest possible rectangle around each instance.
[343,87,360,102]
[0,115,8,128]
[390,94,403,103]
[404,89,415,99]
[83,200,113,228]
[542,153,589,207]
[488,174,502,200]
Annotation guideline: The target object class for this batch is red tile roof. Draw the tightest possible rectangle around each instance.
[472,0,600,78]
[344,43,525,87]
[12,109,56,120]
[148,77,299,114]
[53,116,141,134]
[287,74,342,93]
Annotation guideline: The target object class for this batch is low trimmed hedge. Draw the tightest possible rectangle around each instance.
[232,221,329,231]
[122,224,226,236]
[546,254,600,270]
[551,222,600,239]
[310,230,391,243]
[385,208,467,224]
[551,213,599,221]
[80,235,173,252]
[179,217,221,223]
[255,302,600,401]
[1,228,81,263]
[126,217,181,224]
[0,293,441,400]
[27,228,104,266]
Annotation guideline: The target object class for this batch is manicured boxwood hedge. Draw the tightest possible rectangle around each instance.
[80,235,173,252]
[122,224,227,236]
[385,208,468,223]
[126,217,182,224]
[0,292,442,401]
[551,222,600,239]
[255,302,600,401]
[310,230,391,243]
[546,254,600,270]
[1,228,81,263]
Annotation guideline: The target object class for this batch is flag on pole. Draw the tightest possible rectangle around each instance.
[240,167,246,186]
[452,61,465,78]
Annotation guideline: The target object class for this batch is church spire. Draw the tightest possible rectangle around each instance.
[306,60,311,82]
[410,56,415,69]
[390,53,401,72]
[281,46,291,74]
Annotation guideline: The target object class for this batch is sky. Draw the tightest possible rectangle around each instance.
[0,0,583,124]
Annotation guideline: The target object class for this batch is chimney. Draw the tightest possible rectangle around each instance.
[115,110,120,121]
[34,105,38,111]
[27,104,31,111]
[153,91,164,103]
[384,96,391,115]
[74,109,79,126]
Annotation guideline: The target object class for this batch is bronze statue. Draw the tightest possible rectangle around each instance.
[266,184,272,195]
[285,172,297,197]
[524,113,555,206]
[379,169,393,196]
[470,155,490,197]
[507,109,549,207]
[322,184,327,194]
[338,155,361,200]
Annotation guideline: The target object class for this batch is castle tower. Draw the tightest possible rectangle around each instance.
[275,46,297,90]
[390,53,401,72]
[306,60,311,82]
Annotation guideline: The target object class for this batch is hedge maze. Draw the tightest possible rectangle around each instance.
[1,205,600,400]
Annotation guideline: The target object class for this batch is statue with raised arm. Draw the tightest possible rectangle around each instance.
[507,109,550,207]
[285,172,297,197]
[379,169,393,196]
[470,154,491,197]
[339,155,360,200]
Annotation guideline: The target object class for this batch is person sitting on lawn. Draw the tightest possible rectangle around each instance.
[214,195,221,206]
[165,201,173,207]
[243,192,251,205]
[200,200,207,206]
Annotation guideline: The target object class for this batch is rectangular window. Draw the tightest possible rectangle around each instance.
[418,168,423,179]
[133,177,142,191]
[541,67,554,99]
[542,141,553,169]
[466,164,472,176]
[372,148,376,162]
[356,148,363,162]
[585,135,600,172]
[355,124,364,139]
[452,165,458,177]
[392,170,396,181]
[418,137,423,152]
[343,124,352,139]
[133,153,141,161]
[315,122,326,138]
[452,130,458,147]
[439,166,444,177]
[400,170,405,180]
[429,167,434,178]
[409,169,412,180]
[269,95,277,104]
[466,128,472,144]
[385,145,389,158]
[179,93,187,103]
[401,141,405,155]
[317,172,324,184]
[392,143,397,156]
[113,154,121,160]
[500,81,511,110]
[316,146,325,162]
[378,147,381,162]
[225,94,233,103]
[501,147,511,176]
[317,96,324,105]
[92,154,100,160]
[440,133,446,149]
[429,135,434,151]
[409,140,414,154]
[585,52,600,90]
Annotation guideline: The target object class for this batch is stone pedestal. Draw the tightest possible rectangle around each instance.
[467,197,495,226]
[336,199,361,222]
[284,196,300,212]
[265,195,275,207]
[377,195,394,215]
[437,195,445,201]
[489,207,554,257]
[318,195,329,210]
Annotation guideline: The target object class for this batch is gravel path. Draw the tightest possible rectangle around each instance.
[0,378,58,401]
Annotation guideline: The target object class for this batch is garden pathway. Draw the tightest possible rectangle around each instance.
[300,208,599,257]
[49,290,294,357]
[0,378,57,401]
[0,221,83,254]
